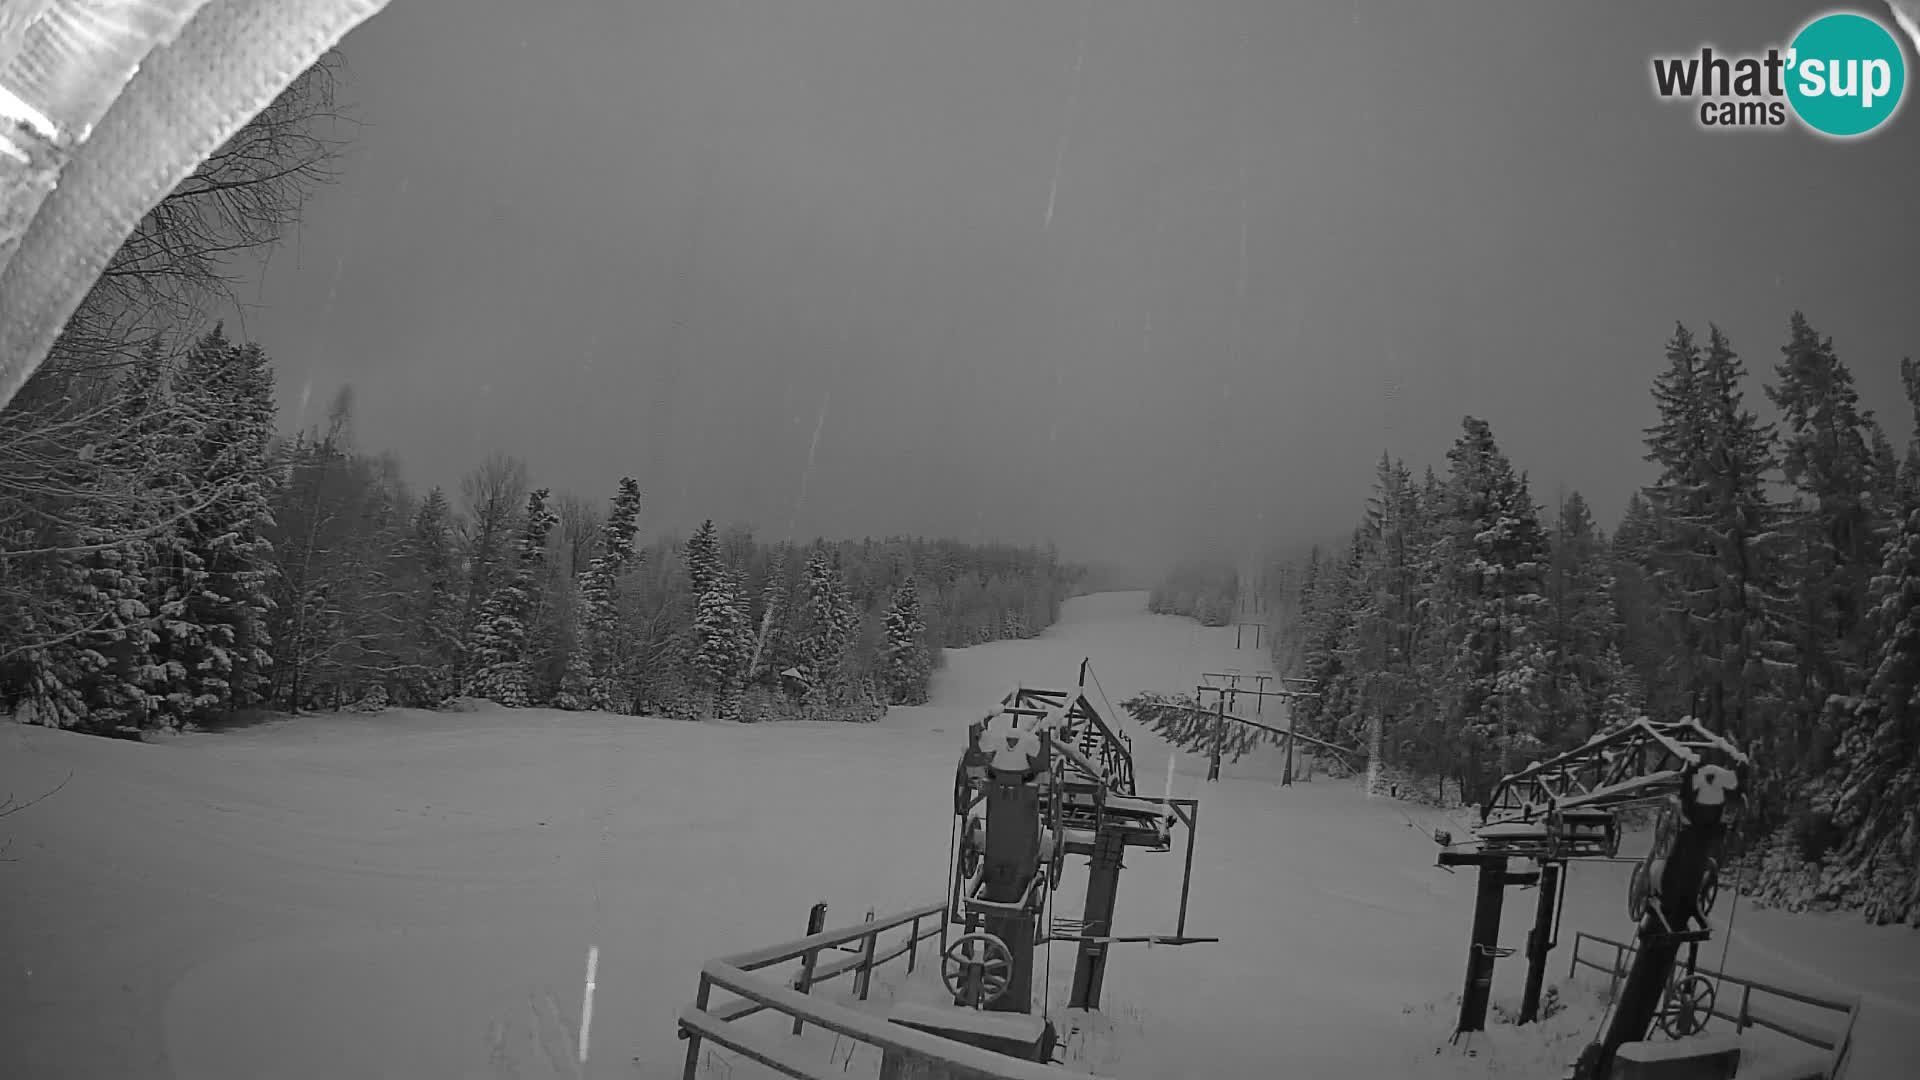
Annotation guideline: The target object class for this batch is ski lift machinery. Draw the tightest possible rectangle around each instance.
[1427,718,1751,1079]
[928,662,1215,1065]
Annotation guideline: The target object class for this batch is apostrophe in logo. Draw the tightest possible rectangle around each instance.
[1786,11,1906,137]
[1649,8,1908,138]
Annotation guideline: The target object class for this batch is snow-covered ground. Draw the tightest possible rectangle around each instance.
[2,591,1915,1079]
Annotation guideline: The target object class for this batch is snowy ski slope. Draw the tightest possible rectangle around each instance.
[1,592,1914,1079]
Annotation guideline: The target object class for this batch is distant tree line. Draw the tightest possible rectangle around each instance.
[1245,313,1917,925]
[0,329,1086,731]
[1147,558,1238,626]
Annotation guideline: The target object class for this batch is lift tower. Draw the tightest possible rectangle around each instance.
[1429,718,1749,1066]
[939,667,1214,1065]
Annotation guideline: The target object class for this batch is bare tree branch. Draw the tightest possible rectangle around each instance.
[0,771,73,820]
[0,769,72,862]
[36,52,354,377]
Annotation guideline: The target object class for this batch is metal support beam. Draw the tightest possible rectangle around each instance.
[1459,855,1508,1034]
[1282,705,1297,787]
[1194,684,1340,781]
[981,774,1042,1014]
[1067,826,1127,1010]
[1438,851,1541,1036]
[1583,775,1737,1078]
[1518,861,1563,1025]
[1207,696,1225,782]
[1176,800,1199,938]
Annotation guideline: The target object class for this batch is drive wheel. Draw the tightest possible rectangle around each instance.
[941,932,1013,1008]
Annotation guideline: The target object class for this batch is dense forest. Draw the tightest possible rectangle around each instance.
[1146,558,1239,626]
[0,333,1084,730]
[1192,315,1917,925]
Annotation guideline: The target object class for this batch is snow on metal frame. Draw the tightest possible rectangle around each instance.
[0,0,392,413]
[1481,717,1750,829]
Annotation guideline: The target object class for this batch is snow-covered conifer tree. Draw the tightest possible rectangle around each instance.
[467,488,558,706]
[1766,312,1886,764]
[685,519,721,601]
[1433,417,1553,800]
[689,567,751,718]
[1645,325,1787,772]
[405,488,464,702]
[796,548,857,710]
[171,329,279,719]
[881,576,932,705]
[560,477,643,710]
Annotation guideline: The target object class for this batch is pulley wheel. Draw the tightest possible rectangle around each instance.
[1657,974,1716,1039]
[941,931,1014,1008]
[1697,858,1720,918]
[957,828,982,880]
[1049,825,1068,887]
[1697,853,1728,910]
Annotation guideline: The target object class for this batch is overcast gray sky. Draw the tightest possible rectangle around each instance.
[235,0,1918,573]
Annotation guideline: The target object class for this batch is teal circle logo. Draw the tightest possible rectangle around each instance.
[1786,12,1907,137]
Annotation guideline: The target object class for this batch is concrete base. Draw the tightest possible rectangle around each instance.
[877,1003,1056,1079]
[1610,1034,1742,1080]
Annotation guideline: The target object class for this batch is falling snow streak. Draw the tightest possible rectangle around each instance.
[1141,176,1166,359]
[1035,222,1085,544]
[1206,11,1255,538]
[1232,19,1255,541]
[645,150,719,535]
[900,9,979,543]
[918,266,963,517]
[676,385,700,519]
[766,199,830,529]
[1042,0,1093,233]
[1381,333,1406,456]
[1045,218,1086,446]
[788,370,832,542]
[1040,0,1095,524]
[785,279,856,545]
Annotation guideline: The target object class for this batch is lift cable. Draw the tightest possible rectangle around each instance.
[1713,836,1747,1001]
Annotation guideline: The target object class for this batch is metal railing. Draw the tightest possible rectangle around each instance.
[679,899,1108,1080]
[1568,931,1861,1079]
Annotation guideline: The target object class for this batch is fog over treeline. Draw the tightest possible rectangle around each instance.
[212,0,1910,579]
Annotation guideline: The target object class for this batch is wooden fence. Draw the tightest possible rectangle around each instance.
[678,899,1107,1080]
[1568,931,1860,1080]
